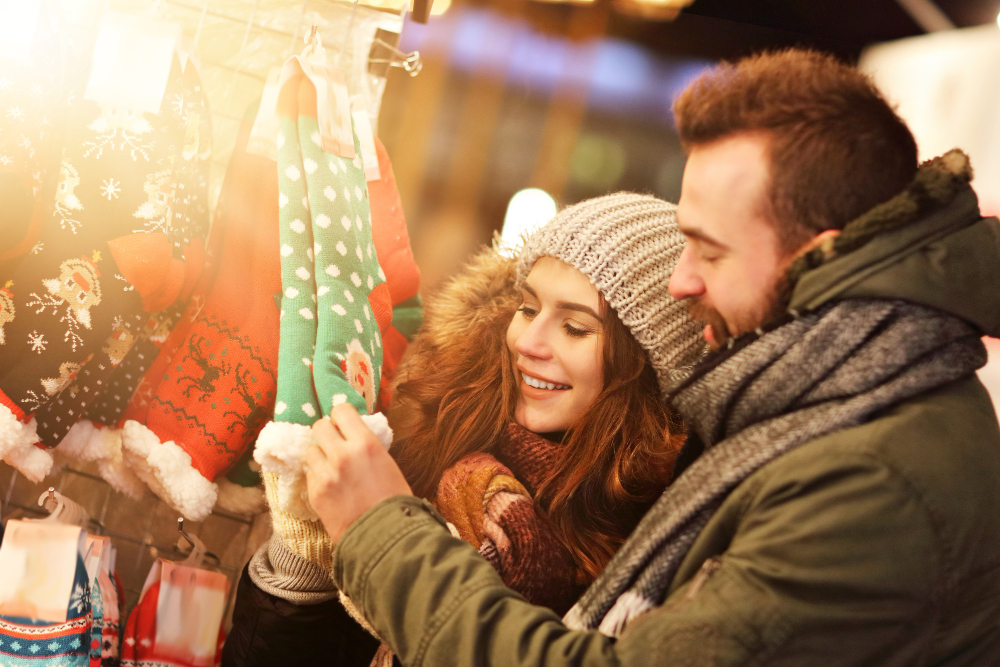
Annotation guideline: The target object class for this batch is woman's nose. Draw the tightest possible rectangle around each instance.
[514,318,551,359]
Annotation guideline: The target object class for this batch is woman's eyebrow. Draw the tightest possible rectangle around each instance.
[556,301,600,320]
[525,283,599,319]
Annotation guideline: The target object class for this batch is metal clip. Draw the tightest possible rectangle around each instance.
[368,37,422,77]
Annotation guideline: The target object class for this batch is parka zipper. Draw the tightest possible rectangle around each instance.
[682,557,722,602]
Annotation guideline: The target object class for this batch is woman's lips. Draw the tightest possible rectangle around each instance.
[519,377,568,400]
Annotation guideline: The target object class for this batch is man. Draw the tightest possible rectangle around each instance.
[303,49,1000,665]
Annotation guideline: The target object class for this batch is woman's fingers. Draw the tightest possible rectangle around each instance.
[329,403,379,448]
[311,415,345,459]
[303,404,414,546]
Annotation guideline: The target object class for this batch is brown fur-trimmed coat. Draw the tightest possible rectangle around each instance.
[388,246,581,614]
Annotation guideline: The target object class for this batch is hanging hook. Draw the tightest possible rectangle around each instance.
[37,488,89,527]
[175,518,221,568]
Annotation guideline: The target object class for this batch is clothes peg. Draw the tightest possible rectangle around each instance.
[302,23,325,62]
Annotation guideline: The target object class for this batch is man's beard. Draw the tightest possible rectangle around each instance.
[687,276,789,349]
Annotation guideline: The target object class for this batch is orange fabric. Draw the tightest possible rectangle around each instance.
[368,281,393,337]
[107,232,186,313]
[369,137,420,306]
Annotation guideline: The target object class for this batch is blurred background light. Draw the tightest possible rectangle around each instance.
[501,188,558,250]
[570,133,627,189]
[430,0,452,15]
[0,0,42,62]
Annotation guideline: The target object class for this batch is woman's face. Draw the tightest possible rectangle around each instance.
[506,256,604,434]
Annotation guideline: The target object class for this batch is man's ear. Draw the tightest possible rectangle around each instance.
[793,229,841,261]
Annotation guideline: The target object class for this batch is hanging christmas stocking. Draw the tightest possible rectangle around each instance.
[0,556,93,667]
[368,136,422,411]
[0,58,198,482]
[256,63,394,571]
[120,98,281,521]
[51,62,214,498]
[300,85,392,417]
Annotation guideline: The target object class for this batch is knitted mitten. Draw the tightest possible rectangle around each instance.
[121,562,227,667]
[88,570,103,667]
[120,576,156,667]
[98,567,120,666]
[119,100,280,521]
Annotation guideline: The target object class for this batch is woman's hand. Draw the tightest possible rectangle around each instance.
[305,403,413,546]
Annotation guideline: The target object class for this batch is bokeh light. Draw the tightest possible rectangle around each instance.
[501,188,558,251]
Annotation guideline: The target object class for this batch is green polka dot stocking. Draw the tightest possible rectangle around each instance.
[273,76,321,425]
[298,110,392,417]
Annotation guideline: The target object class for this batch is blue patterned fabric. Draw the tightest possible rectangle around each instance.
[0,556,91,665]
[90,570,103,665]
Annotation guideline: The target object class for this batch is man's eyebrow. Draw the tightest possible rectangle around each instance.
[679,224,729,251]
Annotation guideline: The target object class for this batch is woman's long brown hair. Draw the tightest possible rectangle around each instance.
[390,254,685,583]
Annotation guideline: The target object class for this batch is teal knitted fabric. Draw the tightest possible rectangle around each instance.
[274,75,321,425]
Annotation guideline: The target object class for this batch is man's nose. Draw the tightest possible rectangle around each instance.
[668,246,705,301]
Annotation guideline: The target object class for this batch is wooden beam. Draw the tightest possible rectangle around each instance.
[412,0,433,23]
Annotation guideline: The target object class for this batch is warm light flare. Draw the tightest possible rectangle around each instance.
[501,189,558,252]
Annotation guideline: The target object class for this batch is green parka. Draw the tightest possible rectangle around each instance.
[331,182,1000,666]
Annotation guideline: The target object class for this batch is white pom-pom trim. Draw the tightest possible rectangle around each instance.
[0,405,51,482]
[56,421,146,499]
[254,413,393,521]
[214,477,267,516]
[120,420,219,521]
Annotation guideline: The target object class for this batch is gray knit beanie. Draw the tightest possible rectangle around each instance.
[517,192,704,396]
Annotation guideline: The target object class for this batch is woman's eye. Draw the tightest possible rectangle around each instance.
[564,324,591,338]
[517,305,537,318]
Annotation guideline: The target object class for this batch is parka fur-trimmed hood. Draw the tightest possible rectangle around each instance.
[389,244,520,468]
[396,245,519,365]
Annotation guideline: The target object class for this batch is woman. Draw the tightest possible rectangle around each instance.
[390,192,703,612]
[223,193,703,666]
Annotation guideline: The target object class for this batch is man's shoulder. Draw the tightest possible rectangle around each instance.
[788,373,1000,472]
[741,374,1000,562]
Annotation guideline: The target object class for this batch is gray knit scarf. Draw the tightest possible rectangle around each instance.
[564,298,986,636]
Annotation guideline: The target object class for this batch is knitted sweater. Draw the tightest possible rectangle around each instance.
[434,422,581,614]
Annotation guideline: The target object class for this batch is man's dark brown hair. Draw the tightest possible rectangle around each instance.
[673,49,918,250]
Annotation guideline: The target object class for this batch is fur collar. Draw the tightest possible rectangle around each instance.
[788,149,974,285]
